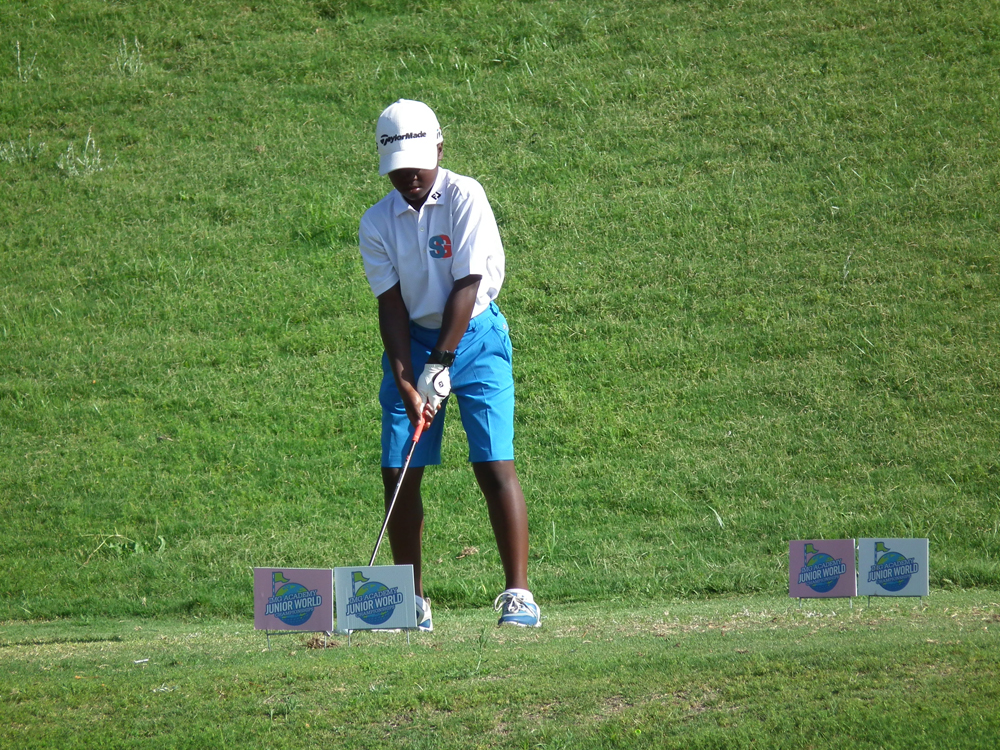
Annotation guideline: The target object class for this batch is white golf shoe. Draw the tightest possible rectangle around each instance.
[494,590,541,628]
[416,595,433,632]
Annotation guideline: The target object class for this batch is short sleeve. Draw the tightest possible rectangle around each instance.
[449,180,505,297]
[359,213,400,298]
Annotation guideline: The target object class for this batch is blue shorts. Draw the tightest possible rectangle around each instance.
[380,302,516,468]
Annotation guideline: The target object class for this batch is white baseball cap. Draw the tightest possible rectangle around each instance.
[376,99,443,176]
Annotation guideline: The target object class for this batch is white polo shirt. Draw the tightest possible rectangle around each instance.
[359,168,505,329]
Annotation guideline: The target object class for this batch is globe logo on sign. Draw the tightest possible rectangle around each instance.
[265,572,322,626]
[868,542,919,592]
[347,572,404,626]
[798,543,848,593]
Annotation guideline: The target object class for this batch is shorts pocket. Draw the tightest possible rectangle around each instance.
[489,322,513,366]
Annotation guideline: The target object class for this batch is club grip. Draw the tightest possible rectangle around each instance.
[412,418,425,443]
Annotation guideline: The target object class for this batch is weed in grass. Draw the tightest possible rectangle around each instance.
[112,37,144,78]
[56,129,113,177]
[78,532,168,566]
[472,622,490,675]
[14,40,38,82]
[0,133,46,164]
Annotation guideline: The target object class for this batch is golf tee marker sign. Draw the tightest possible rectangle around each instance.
[253,568,334,633]
[334,565,417,634]
[857,538,929,597]
[789,539,858,599]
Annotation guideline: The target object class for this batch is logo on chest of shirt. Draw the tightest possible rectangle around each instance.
[429,234,452,259]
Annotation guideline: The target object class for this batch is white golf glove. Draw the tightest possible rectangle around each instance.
[417,363,451,415]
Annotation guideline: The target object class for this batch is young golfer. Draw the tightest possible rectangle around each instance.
[358,99,540,629]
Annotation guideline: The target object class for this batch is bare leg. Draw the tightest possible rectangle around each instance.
[381,466,426,598]
[472,460,529,591]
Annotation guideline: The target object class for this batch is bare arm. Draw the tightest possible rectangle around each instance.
[377,283,422,426]
[435,274,482,353]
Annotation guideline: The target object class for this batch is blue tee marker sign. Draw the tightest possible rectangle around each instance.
[334,565,417,634]
[857,538,929,597]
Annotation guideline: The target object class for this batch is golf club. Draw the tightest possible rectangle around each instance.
[369,416,426,566]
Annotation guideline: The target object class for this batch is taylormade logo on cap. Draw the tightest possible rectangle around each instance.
[376,99,443,175]
[379,131,428,146]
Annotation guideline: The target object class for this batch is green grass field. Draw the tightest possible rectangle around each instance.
[3,594,999,749]
[2,0,999,745]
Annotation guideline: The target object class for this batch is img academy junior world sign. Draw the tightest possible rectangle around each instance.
[253,568,334,633]
[798,543,847,593]
[345,571,404,626]
[788,540,857,599]
[334,565,417,634]
[867,543,919,590]
[265,572,323,626]
[857,538,929,597]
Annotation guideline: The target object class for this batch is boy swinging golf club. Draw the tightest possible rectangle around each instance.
[358,99,540,630]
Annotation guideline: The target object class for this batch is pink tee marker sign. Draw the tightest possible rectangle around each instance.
[789,540,857,598]
[253,568,334,632]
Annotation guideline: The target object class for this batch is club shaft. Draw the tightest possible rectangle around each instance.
[369,420,424,566]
